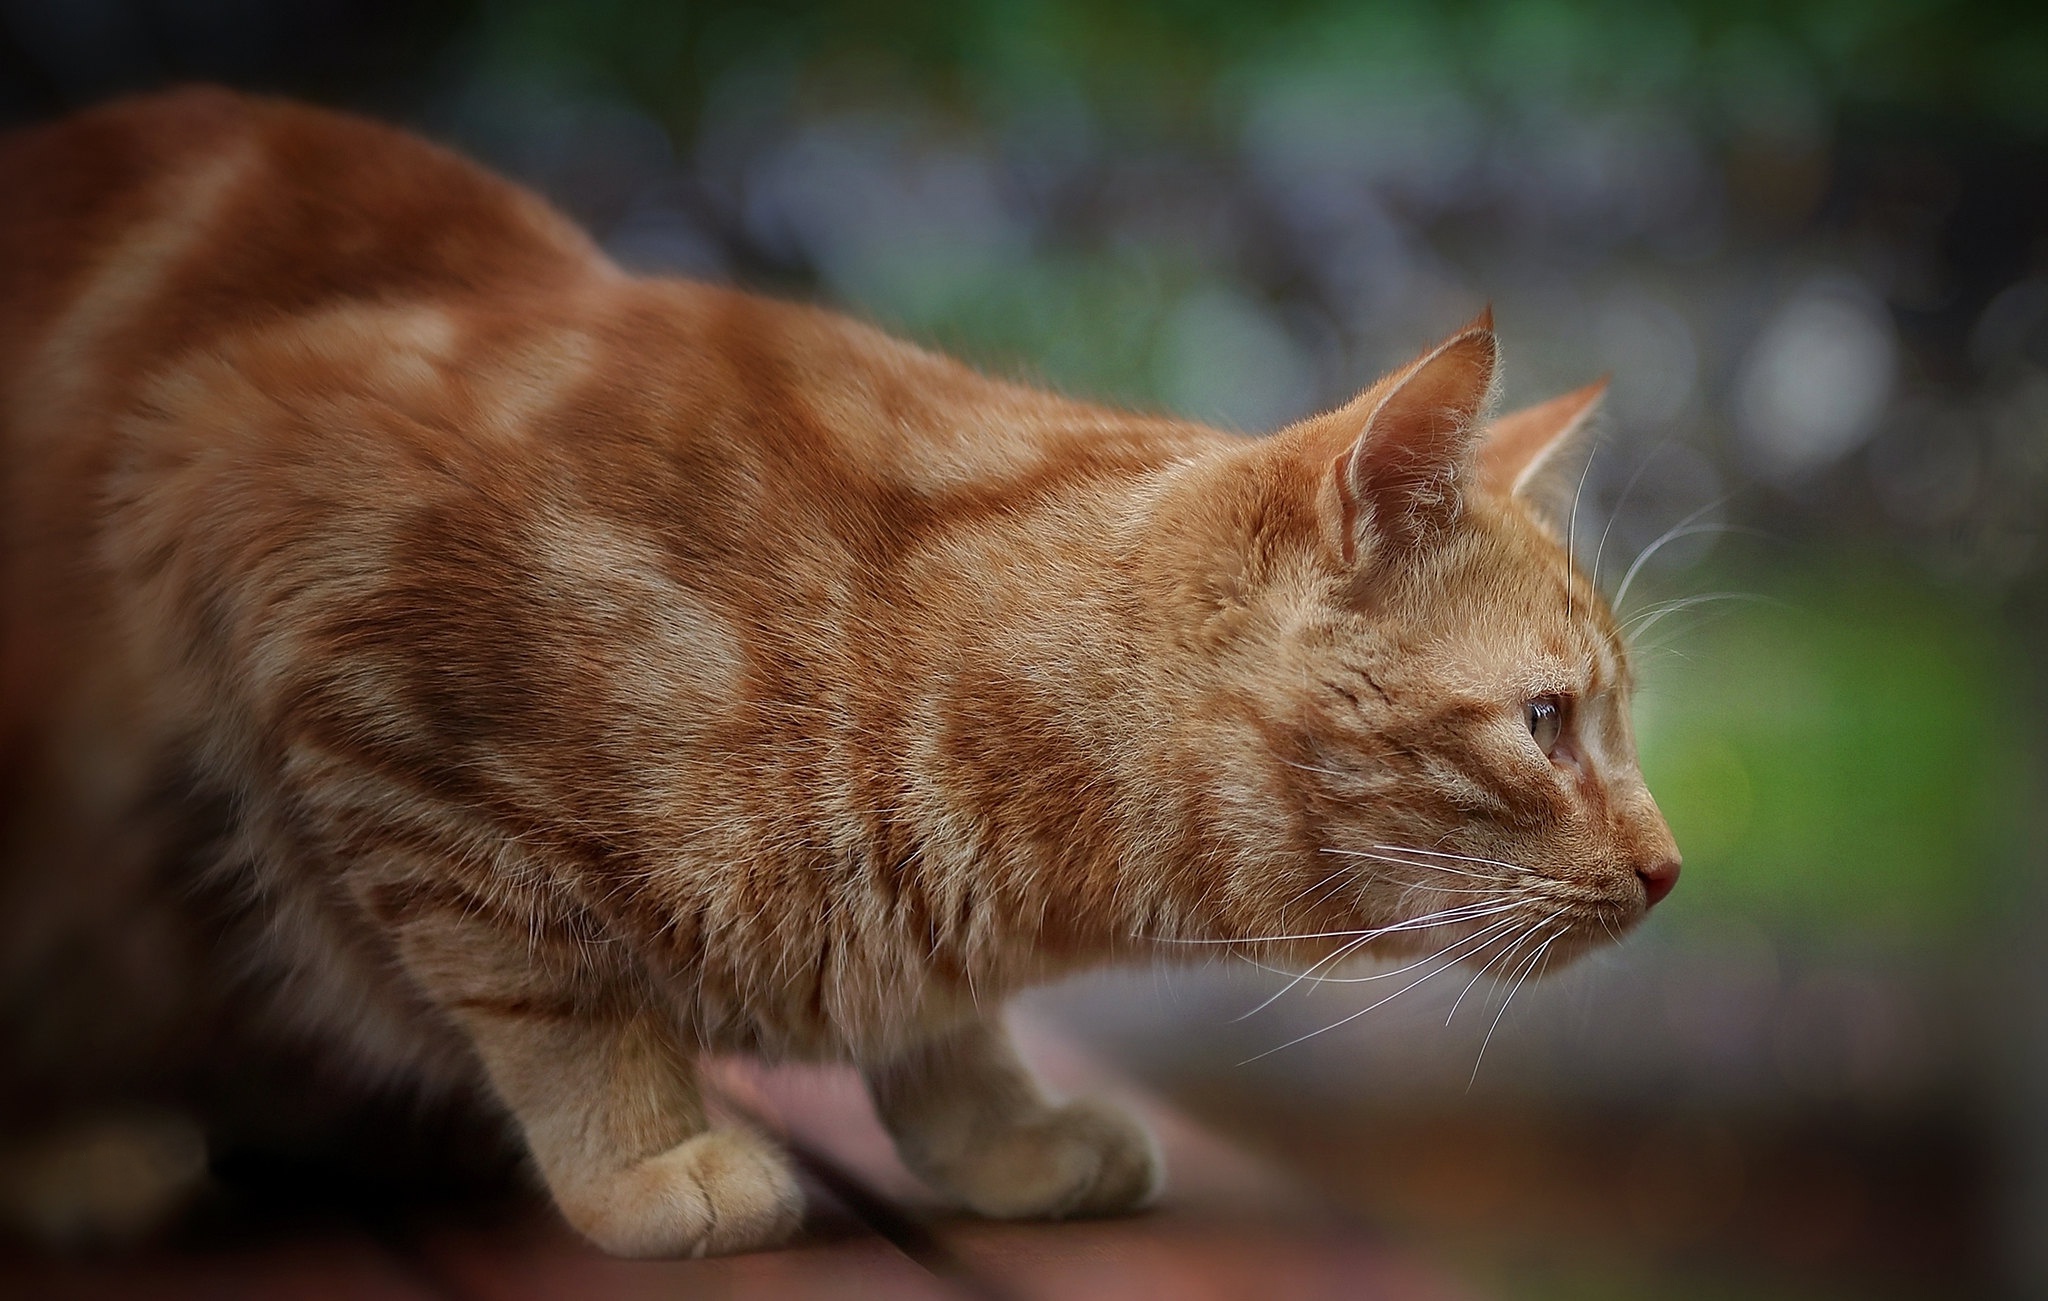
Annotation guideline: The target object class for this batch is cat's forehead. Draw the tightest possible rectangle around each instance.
[1387,503,1624,669]
[1410,503,1567,608]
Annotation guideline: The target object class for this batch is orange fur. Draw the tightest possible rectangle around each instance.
[0,89,1678,1256]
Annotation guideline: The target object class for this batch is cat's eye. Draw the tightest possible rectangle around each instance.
[1525,695,1565,758]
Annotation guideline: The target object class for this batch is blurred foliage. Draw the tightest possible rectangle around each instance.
[1635,550,2034,942]
[463,0,2048,136]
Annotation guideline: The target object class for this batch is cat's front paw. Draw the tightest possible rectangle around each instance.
[553,1127,802,1258]
[912,1098,1162,1221]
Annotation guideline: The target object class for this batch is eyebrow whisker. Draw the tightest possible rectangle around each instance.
[1611,495,1732,613]
[1565,449,1597,626]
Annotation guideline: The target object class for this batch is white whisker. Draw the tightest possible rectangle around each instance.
[1591,441,1670,590]
[1446,906,1568,1025]
[1468,925,1564,1088]
[1330,848,1517,885]
[1275,865,1357,916]
[1565,450,1596,623]
[1611,496,1732,613]
[1622,590,1780,642]
[1146,897,1525,948]
[1237,917,1524,1064]
[1231,914,1527,1022]
[1321,847,1502,882]
[1283,759,1352,780]
[1368,843,1539,876]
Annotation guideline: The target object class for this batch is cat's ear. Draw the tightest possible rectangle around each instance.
[1311,309,1498,566]
[1477,377,1606,527]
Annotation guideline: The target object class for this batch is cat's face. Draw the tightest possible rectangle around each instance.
[1284,494,1679,973]
[1176,315,1678,975]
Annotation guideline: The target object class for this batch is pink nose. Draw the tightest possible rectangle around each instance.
[1638,858,1681,907]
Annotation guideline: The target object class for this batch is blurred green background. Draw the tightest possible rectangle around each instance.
[5,0,2044,1295]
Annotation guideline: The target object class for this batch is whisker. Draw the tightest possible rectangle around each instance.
[1332,849,1519,886]
[1438,918,1544,1025]
[1309,851,1527,902]
[1237,917,1525,1064]
[1275,865,1358,916]
[1367,843,1540,876]
[1297,871,1371,920]
[1146,897,1525,948]
[1565,449,1596,623]
[1591,440,1671,590]
[1322,847,1508,883]
[1622,590,1782,642]
[1272,869,1370,934]
[1384,884,1522,896]
[1259,925,1393,1000]
[1445,906,1568,1025]
[1231,915,1527,1022]
[1283,759,1352,780]
[1468,926,1564,1089]
[1620,588,1773,622]
[1611,496,1732,613]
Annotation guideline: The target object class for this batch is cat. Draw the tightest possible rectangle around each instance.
[0,87,1680,1258]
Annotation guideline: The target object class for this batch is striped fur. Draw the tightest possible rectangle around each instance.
[0,89,1677,1255]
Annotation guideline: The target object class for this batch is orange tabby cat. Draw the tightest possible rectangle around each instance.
[0,88,1678,1256]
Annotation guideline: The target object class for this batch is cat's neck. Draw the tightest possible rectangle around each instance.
[869,449,1307,980]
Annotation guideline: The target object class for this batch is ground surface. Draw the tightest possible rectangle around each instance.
[0,1020,1471,1300]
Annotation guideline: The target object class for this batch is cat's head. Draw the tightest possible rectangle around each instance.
[1154,310,1678,973]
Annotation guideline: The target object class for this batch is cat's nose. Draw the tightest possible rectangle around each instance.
[1637,857,1681,907]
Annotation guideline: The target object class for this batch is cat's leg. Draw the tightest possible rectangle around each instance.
[398,918,801,1257]
[864,1017,1162,1220]
[453,1004,802,1257]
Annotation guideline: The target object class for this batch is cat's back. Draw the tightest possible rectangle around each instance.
[0,86,609,410]
[0,86,1211,524]
[0,88,1231,776]
[0,85,251,368]
[0,87,1217,813]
